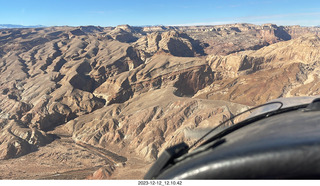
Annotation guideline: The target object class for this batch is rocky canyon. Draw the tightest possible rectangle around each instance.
[1,23,320,179]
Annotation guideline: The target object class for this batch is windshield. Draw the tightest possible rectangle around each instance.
[188,96,320,150]
[248,96,320,119]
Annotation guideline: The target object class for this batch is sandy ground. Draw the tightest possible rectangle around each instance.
[0,126,151,180]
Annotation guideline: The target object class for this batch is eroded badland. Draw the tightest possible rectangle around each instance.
[1,23,320,179]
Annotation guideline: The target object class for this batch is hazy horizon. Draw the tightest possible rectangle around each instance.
[1,0,320,27]
[0,22,318,29]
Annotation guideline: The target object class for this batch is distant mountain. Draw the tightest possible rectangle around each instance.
[0,24,45,29]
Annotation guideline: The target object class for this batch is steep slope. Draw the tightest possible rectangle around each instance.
[0,27,143,159]
[141,23,320,55]
[134,30,206,59]
[65,87,248,162]
[93,54,214,105]
[195,34,320,106]
[0,26,224,164]
[1,24,320,179]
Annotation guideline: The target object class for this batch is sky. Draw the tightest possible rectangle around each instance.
[1,0,320,27]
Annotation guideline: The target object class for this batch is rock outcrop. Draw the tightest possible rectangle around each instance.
[134,30,206,62]
[66,87,248,161]
[87,166,114,179]
[0,119,53,159]
[1,23,320,179]
[195,34,320,106]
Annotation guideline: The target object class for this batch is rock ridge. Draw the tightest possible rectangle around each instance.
[1,23,320,179]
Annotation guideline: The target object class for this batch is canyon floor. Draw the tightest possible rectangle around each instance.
[0,124,151,179]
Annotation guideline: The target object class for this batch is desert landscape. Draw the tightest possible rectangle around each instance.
[1,23,320,179]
